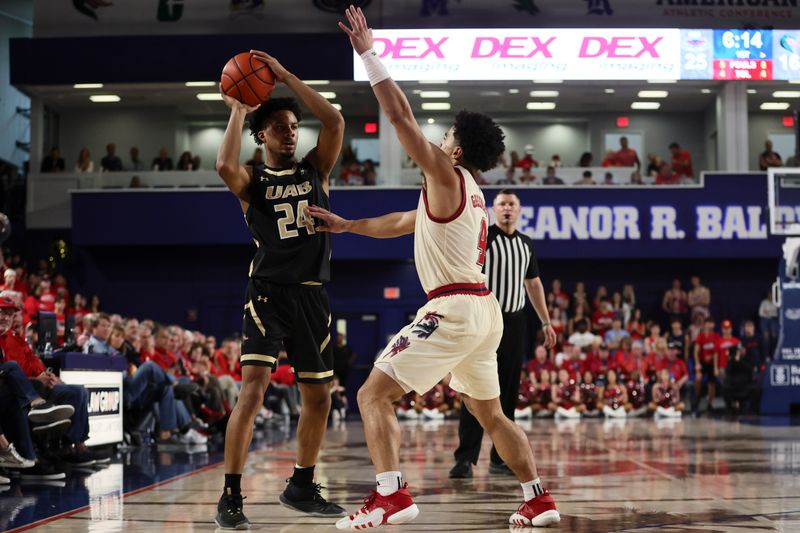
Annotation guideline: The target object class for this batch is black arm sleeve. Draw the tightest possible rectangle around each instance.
[525,237,540,279]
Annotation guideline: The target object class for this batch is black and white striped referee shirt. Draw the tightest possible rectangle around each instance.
[483,225,540,314]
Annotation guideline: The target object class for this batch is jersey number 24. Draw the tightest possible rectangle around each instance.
[275,199,316,240]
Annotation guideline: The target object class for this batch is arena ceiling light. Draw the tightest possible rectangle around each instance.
[508,89,520,94]
[526,102,557,110]
[304,80,330,85]
[773,91,800,98]
[74,83,103,89]
[196,93,223,101]
[185,81,215,87]
[637,90,669,98]
[421,102,451,110]
[789,80,800,84]
[318,92,337,99]
[701,88,712,94]
[89,94,120,103]
[604,88,616,94]
[419,91,450,98]
[533,80,563,84]
[332,103,342,110]
[418,80,448,84]
[631,101,661,110]
[647,79,677,84]
[427,118,435,124]
[747,89,758,94]
[530,90,559,97]
[761,102,791,110]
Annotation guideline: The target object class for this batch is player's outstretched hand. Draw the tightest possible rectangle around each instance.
[307,205,351,233]
[249,50,292,83]
[338,5,373,55]
[219,83,260,113]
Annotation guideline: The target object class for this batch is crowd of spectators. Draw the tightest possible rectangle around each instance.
[496,138,696,186]
[39,145,201,174]
[0,250,346,488]
[0,243,774,488]
[393,276,766,424]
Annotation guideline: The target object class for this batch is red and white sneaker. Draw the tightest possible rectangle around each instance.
[335,483,419,530]
[509,489,560,527]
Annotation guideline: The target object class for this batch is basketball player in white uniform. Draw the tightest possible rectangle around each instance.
[305,7,561,530]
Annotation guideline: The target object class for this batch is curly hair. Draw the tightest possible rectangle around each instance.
[452,110,505,172]
[248,97,303,145]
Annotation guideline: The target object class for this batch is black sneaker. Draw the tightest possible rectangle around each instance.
[449,460,473,479]
[31,418,71,436]
[488,461,514,476]
[215,493,249,530]
[279,479,346,517]
[21,462,66,481]
[62,451,95,467]
[28,401,75,425]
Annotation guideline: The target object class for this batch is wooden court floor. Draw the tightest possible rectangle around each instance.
[11,417,800,532]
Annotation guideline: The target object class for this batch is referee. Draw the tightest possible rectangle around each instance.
[450,189,556,478]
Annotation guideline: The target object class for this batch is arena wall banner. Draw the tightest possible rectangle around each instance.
[355,28,800,81]
[33,0,800,37]
[72,174,793,260]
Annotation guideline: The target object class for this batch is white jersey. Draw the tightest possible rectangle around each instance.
[414,166,489,296]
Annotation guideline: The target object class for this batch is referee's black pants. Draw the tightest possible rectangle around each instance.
[454,309,526,466]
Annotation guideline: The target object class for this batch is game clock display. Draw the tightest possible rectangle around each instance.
[712,29,772,81]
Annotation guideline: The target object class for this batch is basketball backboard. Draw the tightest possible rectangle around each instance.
[768,169,800,236]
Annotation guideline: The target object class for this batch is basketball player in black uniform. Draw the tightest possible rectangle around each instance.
[214,50,345,529]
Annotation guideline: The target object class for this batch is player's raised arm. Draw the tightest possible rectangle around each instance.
[250,50,344,186]
[338,6,456,187]
[307,205,416,238]
[216,86,259,203]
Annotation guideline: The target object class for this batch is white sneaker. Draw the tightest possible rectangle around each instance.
[515,407,532,419]
[179,428,208,444]
[422,408,444,420]
[0,443,35,469]
[0,474,9,484]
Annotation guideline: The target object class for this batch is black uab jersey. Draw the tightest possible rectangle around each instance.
[245,158,331,284]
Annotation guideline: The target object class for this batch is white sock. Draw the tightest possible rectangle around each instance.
[521,477,544,501]
[376,471,403,496]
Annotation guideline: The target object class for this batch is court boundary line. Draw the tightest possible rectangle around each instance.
[7,459,225,533]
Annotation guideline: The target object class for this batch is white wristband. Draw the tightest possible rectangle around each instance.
[360,49,391,87]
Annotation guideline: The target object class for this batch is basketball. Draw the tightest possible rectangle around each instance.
[220,52,275,107]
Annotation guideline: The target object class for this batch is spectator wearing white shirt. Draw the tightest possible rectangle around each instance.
[568,319,597,351]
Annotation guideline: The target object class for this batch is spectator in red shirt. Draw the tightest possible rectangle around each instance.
[37,277,56,313]
[592,298,615,336]
[147,325,179,372]
[215,338,242,382]
[548,279,570,313]
[644,322,662,354]
[614,136,641,169]
[694,317,721,414]
[717,319,741,374]
[527,345,557,381]
[626,308,646,339]
[70,293,89,327]
[601,150,617,167]
[655,162,680,185]
[669,142,694,180]
[54,295,67,346]
[515,146,538,170]
[658,347,689,391]
[559,347,583,380]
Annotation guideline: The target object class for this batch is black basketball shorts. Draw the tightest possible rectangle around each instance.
[240,279,334,384]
